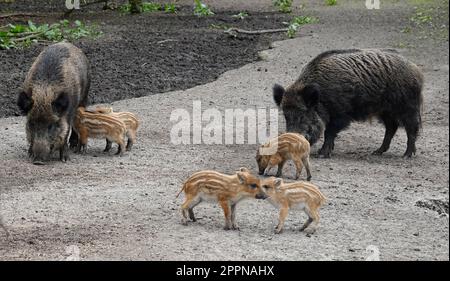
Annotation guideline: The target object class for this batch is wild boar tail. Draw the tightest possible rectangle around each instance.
[418,85,424,129]
[417,70,424,132]
[175,182,187,199]
[419,94,424,131]
[317,190,328,206]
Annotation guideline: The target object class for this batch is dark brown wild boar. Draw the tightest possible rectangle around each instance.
[17,42,90,164]
[273,49,423,158]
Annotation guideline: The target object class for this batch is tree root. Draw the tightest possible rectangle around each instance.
[0,13,42,19]
[224,27,289,37]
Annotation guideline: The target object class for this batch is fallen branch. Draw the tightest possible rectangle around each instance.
[224,27,289,37]
[156,39,178,44]
[0,13,41,19]
[6,31,42,37]
[10,33,42,42]
[64,0,109,16]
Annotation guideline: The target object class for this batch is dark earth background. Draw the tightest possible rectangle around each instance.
[0,0,292,118]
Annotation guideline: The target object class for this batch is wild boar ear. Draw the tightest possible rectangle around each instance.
[52,92,70,116]
[236,172,246,184]
[274,178,283,188]
[257,146,264,155]
[239,167,250,173]
[17,90,33,115]
[273,84,285,107]
[302,84,320,108]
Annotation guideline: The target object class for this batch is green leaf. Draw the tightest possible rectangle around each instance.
[60,19,70,27]
[28,21,37,32]
[9,24,26,33]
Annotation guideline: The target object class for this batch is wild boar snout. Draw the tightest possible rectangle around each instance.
[31,139,50,164]
[255,192,268,200]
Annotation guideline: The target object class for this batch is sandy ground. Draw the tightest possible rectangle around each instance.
[0,0,448,260]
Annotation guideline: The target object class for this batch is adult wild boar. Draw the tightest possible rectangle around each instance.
[273,49,423,158]
[17,42,90,164]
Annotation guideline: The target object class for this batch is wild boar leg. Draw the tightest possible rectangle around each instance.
[69,128,79,149]
[403,115,420,158]
[115,139,125,156]
[303,208,320,235]
[275,206,289,234]
[188,198,202,222]
[230,202,239,230]
[76,128,88,154]
[319,119,349,158]
[188,209,196,222]
[78,143,87,154]
[59,128,71,161]
[318,133,335,158]
[264,157,279,176]
[104,140,112,152]
[275,160,286,177]
[77,140,87,154]
[28,144,33,158]
[299,217,313,232]
[126,131,136,151]
[59,142,70,162]
[294,159,304,180]
[302,156,312,181]
[181,194,196,225]
[373,115,398,155]
[219,199,232,230]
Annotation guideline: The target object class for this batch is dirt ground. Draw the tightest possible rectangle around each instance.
[0,0,448,260]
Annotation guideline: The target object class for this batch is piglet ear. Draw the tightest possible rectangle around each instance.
[302,84,320,108]
[236,172,246,184]
[274,178,283,188]
[52,92,70,116]
[17,90,33,115]
[273,84,285,107]
[239,167,250,173]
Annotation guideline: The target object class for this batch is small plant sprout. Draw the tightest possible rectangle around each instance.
[273,0,293,13]
[325,0,337,6]
[141,2,162,12]
[291,15,317,25]
[411,8,434,25]
[232,11,249,20]
[164,3,177,13]
[285,16,318,38]
[119,2,177,14]
[194,0,214,17]
[287,22,300,38]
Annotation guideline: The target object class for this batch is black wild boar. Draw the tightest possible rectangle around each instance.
[17,42,90,164]
[273,49,423,158]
